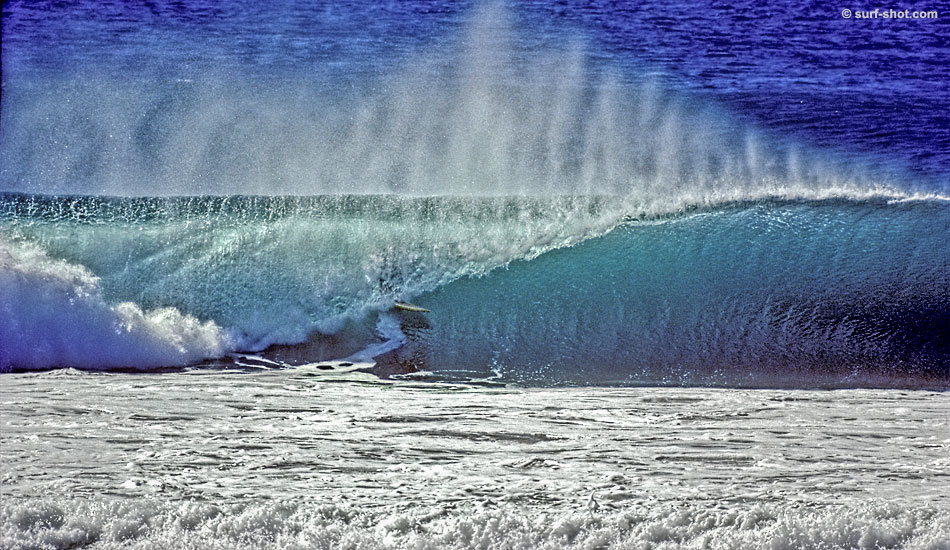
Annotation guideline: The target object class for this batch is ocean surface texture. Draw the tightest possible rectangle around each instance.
[2,371,948,549]
[1,0,948,548]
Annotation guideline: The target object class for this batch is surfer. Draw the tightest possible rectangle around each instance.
[376,255,429,313]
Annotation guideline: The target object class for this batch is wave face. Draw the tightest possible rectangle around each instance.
[383,198,950,386]
[1,193,947,387]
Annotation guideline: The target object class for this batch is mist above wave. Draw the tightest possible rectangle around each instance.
[0,4,915,201]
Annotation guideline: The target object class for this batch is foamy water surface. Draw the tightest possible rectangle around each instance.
[2,367,949,549]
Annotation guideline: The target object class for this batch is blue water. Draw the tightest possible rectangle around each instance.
[1,1,947,386]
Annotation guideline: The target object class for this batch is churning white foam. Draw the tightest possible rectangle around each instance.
[2,498,947,550]
[0,236,235,370]
[345,313,408,362]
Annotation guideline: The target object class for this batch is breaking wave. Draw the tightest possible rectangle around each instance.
[1,193,947,388]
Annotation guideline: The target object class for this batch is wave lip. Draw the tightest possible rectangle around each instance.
[0,236,234,371]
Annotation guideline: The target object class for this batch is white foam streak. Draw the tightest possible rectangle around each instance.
[347,313,407,362]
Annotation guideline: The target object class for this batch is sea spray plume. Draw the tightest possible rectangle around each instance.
[0,2,914,202]
[318,1,912,202]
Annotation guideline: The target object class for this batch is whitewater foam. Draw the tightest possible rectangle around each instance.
[0,236,234,370]
[3,372,949,549]
[3,498,948,550]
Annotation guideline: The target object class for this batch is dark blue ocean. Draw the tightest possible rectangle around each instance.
[1,1,948,386]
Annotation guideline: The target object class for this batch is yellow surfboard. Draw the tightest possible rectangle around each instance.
[393,301,429,313]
